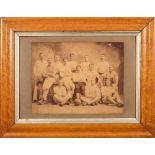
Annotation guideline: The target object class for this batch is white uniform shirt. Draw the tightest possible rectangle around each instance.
[60,65,72,78]
[66,61,77,71]
[85,85,101,98]
[97,61,109,74]
[72,72,86,83]
[54,86,67,97]
[62,77,75,89]
[80,62,90,73]
[53,62,64,73]
[104,71,118,85]
[101,86,115,97]
[46,64,57,76]
[33,60,47,76]
[85,70,99,81]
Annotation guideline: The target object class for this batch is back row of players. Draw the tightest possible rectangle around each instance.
[33,52,123,107]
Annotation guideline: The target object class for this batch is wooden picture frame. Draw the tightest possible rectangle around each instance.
[0,17,155,137]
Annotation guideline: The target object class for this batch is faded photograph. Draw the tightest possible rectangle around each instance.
[32,42,124,114]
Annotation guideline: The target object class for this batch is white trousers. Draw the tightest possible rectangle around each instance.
[43,77,55,100]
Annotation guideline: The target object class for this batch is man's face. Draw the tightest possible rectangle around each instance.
[63,58,67,65]
[70,53,74,61]
[55,74,60,82]
[84,55,88,62]
[76,66,81,72]
[39,53,43,60]
[109,66,113,72]
[58,80,63,86]
[100,54,105,61]
[38,83,42,89]
[89,64,94,71]
[55,55,60,62]
[106,79,111,86]
[47,58,52,65]
[91,79,96,85]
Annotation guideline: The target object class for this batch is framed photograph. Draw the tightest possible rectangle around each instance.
[0,18,155,137]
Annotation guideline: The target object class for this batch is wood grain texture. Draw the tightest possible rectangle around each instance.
[0,17,155,138]
[141,19,155,134]
[1,17,154,31]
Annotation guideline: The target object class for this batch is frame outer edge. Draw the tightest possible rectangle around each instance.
[0,17,154,138]
[141,18,155,137]
[152,18,155,137]
[0,18,8,137]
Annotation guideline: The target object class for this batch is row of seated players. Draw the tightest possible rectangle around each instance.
[36,69,123,107]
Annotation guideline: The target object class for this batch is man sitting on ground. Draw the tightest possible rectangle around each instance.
[75,78,101,106]
[53,79,71,106]
[100,79,123,107]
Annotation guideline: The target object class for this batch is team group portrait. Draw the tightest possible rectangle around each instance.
[32,42,124,114]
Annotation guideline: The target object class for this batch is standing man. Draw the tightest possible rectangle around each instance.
[66,53,78,72]
[33,52,47,102]
[80,55,90,74]
[54,55,64,74]
[96,53,109,86]
[101,79,123,107]
[41,58,57,104]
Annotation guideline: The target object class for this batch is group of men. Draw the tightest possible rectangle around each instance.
[33,52,123,107]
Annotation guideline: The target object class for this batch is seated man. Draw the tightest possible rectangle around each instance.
[53,79,71,106]
[41,58,57,104]
[72,65,86,100]
[75,78,101,106]
[100,79,123,107]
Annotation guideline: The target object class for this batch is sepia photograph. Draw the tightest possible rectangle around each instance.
[31,41,124,114]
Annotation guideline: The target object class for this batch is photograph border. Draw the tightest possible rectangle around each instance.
[0,17,155,137]
[15,31,141,124]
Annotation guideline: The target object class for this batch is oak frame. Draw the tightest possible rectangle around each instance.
[0,17,155,138]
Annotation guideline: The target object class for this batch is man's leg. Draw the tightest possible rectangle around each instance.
[90,97,100,105]
[42,78,54,102]
[113,92,121,103]
[101,96,108,104]
[80,95,90,104]
[33,77,38,101]
[53,96,66,106]
[80,82,85,95]
[113,92,123,107]
[33,76,43,102]
[53,96,61,104]
[98,74,103,87]
[33,85,38,101]
[107,96,118,105]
